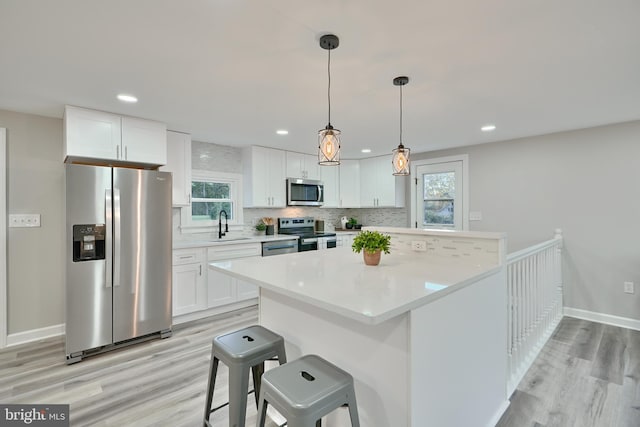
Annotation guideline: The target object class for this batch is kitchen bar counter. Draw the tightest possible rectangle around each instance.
[211,247,500,324]
[209,228,510,427]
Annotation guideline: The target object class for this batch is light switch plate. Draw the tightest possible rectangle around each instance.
[624,281,634,294]
[9,214,41,228]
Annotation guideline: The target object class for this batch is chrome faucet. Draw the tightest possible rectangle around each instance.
[218,210,228,239]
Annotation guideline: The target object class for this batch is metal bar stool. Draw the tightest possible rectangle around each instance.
[203,325,287,427]
[256,354,360,427]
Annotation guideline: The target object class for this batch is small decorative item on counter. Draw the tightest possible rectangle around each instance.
[262,217,275,235]
[255,221,267,234]
[346,217,358,229]
[351,230,391,266]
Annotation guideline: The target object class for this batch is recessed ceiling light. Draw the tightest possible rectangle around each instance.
[276,129,289,135]
[117,94,138,103]
[481,124,496,132]
[361,148,372,153]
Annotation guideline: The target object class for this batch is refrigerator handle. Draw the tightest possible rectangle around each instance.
[105,190,113,288]
[113,188,121,287]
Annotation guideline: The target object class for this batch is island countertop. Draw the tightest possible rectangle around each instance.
[209,246,501,325]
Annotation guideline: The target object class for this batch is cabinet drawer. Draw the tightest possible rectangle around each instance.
[173,248,205,265]
[208,243,261,261]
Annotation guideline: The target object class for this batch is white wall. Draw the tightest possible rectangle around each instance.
[0,110,65,335]
[412,120,640,320]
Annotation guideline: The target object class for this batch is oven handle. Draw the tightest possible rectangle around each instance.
[301,237,318,244]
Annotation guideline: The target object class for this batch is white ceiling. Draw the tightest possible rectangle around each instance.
[1,0,639,159]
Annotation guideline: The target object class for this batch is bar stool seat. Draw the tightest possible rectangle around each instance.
[256,354,360,427]
[203,325,287,427]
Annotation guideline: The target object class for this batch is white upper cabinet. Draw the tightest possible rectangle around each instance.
[243,146,286,207]
[64,105,167,166]
[286,151,319,180]
[121,116,167,165]
[64,106,121,161]
[160,130,191,206]
[359,155,405,208]
[320,164,340,208]
[339,160,361,208]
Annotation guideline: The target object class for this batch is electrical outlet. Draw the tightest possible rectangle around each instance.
[9,214,41,228]
[411,240,427,251]
[469,211,483,221]
[624,281,634,294]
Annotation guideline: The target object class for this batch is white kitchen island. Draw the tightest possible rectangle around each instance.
[209,227,510,427]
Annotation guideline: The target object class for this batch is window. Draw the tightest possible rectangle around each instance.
[423,172,455,226]
[181,171,243,231]
[411,155,468,231]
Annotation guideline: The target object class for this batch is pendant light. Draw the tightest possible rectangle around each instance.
[392,76,411,175]
[318,34,341,166]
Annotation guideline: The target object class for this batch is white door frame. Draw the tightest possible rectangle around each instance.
[1,128,7,348]
[410,154,469,231]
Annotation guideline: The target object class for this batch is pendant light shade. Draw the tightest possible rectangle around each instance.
[392,76,411,176]
[318,34,341,166]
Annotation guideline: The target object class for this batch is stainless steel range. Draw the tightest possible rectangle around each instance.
[277,217,337,251]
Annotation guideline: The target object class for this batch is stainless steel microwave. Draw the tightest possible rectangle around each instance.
[286,178,324,206]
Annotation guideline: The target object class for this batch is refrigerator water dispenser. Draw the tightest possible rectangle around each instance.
[72,224,106,261]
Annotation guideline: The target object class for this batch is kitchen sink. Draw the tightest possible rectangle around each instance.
[214,237,251,242]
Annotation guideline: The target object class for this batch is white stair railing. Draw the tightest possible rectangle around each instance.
[506,229,563,397]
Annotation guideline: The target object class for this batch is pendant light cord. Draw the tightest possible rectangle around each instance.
[399,83,403,145]
[327,48,331,125]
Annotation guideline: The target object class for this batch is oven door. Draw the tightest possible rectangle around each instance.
[299,236,318,251]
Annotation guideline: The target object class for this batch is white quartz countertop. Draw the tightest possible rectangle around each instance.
[209,247,501,325]
[173,234,298,249]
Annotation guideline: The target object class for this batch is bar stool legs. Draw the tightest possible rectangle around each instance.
[203,325,287,427]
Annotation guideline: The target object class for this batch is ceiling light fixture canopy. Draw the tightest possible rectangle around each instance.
[392,76,410,176]
[318,34,341,166]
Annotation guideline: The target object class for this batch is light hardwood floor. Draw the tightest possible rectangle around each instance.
[0,306,279,427]
[2,310,639,426]
[497,316,640,427]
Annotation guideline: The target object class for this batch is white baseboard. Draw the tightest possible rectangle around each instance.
[564,307,640,331]
[7,323,65,347]
[486,400,511,427]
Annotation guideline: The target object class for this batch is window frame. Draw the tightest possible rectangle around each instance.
[410,155,469,231]
[180,170,244,233]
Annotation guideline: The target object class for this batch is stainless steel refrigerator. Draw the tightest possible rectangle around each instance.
[65,164,172,364]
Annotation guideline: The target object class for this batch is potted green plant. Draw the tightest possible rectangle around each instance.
[255,221,267,234]
[351,230,391,266]
[346,217,358,229]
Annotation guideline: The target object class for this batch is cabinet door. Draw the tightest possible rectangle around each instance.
[236,278,258,300]
[64,105,121,161]
[359,157,378,207]
[121,116,167,166]
[303,154,320,180]
[320,164,340,207]
[286,151,305,178]
[339,160,360,207]
[267,148,286,207]
[207,268,236,308]
[172,263,206,316]
[161,131,191,206]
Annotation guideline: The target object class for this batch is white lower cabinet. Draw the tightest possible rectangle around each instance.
[337,233,357,248]
[206,243,261,308]
[207,267,237,307]
[172,243,261,321]
[172,248,206,316]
